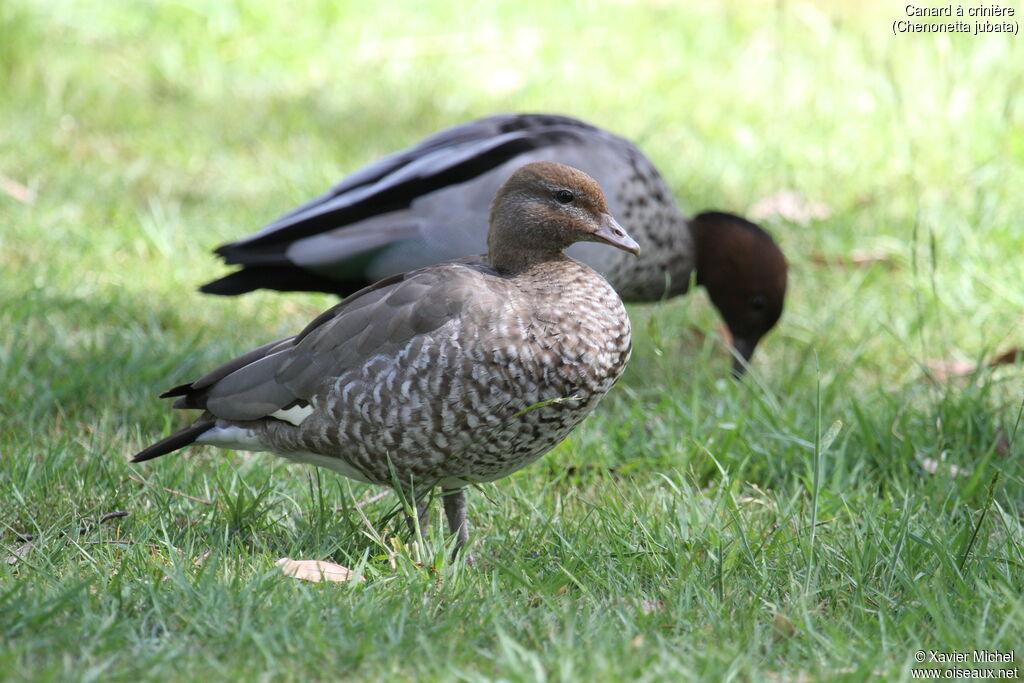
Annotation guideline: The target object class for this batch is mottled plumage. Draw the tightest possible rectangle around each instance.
[133,162,638,553]
[201,113,787,373]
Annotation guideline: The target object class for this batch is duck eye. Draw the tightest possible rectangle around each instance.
[749,294,766,311]
[554,189,575,204]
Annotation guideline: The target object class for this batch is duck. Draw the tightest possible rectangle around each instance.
[200,113,787,375]
[133,162,638,554]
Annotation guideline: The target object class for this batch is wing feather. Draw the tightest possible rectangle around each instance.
[173,261,497,422]
[215,115,597,255]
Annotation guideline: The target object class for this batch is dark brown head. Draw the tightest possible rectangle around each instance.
[488,161,640,272]
[690,211,788,376]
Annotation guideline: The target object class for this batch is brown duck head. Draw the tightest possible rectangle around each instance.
[690,211,787,376]
[488,161,640,273]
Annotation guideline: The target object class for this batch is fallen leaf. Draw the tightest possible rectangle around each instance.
[0,174,35,204]
[276,558,364,583]
[773,612,796,640]
[5,542,33,566]
[917,455,970,479]
[749,189,831,225]
[989,347,1022,367]
[925,359,977,379]
[809,249,896,268]
[926,347,1022,380]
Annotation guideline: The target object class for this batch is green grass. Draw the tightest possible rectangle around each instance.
[2,0,1023,680]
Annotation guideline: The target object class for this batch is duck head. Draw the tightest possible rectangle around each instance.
[690,211,788,377]
[488,161,640,272]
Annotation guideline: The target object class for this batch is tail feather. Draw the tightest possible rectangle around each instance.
[199,266,369,297]
[159,382,194,399]
[132,420,216,463]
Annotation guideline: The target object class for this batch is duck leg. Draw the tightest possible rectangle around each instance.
[442,487,469,553]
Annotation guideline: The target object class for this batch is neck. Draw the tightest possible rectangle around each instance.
[488,246,566,274]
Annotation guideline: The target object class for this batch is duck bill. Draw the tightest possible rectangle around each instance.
[593,214,641,256]
[730,337,758,378]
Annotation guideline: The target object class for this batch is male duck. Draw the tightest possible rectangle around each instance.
[202,113,787,374]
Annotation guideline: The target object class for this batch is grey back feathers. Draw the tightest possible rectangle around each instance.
[200,113,787,371]
[203,114,685,299]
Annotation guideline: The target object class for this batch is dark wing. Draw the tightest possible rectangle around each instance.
[200,114,601,295]
[176,259,497,422]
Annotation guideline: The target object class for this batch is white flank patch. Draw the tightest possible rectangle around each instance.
[270,403,314,426]
[196,425,265,450]
[197,427,375,484]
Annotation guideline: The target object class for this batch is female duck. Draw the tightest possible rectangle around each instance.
[135,162,638,552]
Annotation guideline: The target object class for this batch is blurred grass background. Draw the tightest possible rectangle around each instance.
[2,0,1023,680]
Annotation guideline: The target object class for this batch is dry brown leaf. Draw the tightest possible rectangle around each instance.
[0,174,35,205]
[989,347,1022,367]
[749,189,831,225]
[926,347,1022,380]
[5,542,33,566]
[917,455,970,479]
[809,249,896,268]
[925,359,978,379]
[773,612,796,640]
[276,557,364,583]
